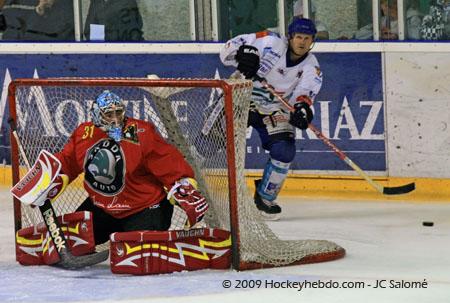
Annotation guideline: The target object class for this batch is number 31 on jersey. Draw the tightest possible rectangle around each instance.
[82,125,95,139]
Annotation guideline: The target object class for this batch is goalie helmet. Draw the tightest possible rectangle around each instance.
[288,17,317,37]
[91,90,125,142]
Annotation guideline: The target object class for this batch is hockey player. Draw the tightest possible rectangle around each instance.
[220,17,322,216]
[53,90,209,245]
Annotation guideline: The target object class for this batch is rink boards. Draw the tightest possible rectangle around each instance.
[0,52,384,173]
[0,42,449,187]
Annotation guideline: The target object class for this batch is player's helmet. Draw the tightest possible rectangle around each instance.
[91,90,125,142]
[288,17,317,37]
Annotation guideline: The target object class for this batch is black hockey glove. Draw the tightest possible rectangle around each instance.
[289,101,313,130]
[235,45,260,79]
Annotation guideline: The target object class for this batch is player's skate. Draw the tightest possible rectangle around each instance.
[254,179,281,220]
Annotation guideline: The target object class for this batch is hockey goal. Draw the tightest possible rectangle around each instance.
[8,77,345,270]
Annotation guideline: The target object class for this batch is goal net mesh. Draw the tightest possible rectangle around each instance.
[10,78,344,269]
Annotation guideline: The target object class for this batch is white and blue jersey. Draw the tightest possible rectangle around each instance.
[220,31,323,115]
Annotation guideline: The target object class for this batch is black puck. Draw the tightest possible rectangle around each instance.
[422,221,434,227]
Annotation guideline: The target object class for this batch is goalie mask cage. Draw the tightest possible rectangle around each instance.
[8,77,345,270]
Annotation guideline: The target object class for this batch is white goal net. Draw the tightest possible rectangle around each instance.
[9,77,344,270]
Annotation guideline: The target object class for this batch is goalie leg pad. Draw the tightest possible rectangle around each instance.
[110,228,231,275]
[15,211,96,266]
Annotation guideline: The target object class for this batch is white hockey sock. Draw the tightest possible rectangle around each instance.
[257,158,290,202]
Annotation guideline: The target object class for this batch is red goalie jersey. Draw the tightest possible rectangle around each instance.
[55,117,194,219]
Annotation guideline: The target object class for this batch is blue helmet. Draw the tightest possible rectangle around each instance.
[91,90,125,142]
[288,17,317,37]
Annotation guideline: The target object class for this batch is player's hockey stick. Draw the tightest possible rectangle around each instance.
[201,71,243,136]
[201,93,225,136]
[8,118,109,269]
[254,77,415,195]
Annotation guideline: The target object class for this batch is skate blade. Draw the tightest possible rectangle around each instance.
[259,211,281,221]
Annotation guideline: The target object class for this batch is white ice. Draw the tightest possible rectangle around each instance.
[1,187,449,303]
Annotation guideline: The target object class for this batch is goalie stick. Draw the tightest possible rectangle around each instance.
[253,77,415,195]
[8,118,109,269]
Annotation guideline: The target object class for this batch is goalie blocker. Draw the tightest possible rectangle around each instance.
[110,228,231,275]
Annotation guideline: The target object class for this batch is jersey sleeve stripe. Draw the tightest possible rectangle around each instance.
[255,31,270,39]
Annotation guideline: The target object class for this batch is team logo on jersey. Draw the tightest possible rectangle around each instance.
[123,123,139,144]
[277,68,285,75]
[84,139,125,196]
[315,66,322,77]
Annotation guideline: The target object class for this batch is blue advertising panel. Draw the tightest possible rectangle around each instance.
[245,52,384,171]
[0,52,384,172]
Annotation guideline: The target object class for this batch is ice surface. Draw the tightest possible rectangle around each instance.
[1,187,449,303]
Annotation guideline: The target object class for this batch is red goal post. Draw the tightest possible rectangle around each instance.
[8,77,345,270]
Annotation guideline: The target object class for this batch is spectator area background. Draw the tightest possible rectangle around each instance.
[83,0,364,41]
[81,0,191,40]
[0,0,445,41]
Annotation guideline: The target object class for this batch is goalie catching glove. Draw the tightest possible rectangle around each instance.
[11,150,69,207]
[289,96,314,130]
[167,178,208,227]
